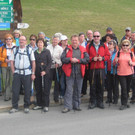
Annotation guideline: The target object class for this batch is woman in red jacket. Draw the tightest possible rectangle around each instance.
[114,39,135,110]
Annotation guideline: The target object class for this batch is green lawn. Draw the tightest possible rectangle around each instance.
[21,0,135,43]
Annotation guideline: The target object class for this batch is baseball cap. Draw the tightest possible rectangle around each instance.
[125,27,131,31]
[60,35,68,40]
[106,27,112,31]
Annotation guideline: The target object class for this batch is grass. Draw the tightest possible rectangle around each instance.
[21,0,135,43]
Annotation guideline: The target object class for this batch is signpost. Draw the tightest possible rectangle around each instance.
[0,0,14,23]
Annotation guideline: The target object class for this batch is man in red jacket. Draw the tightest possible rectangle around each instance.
[87,31,110,109]
[61,35,89,113]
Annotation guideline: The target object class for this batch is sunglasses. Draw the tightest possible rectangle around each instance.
[122,44,129,47]
[125,30,130,32]
[6,38,12,40]
[30,39,36,41]
[93,35,100,38]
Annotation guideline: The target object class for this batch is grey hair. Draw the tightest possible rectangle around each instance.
[38,32,45,37]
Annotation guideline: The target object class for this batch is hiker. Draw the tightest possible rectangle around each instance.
[9,36,36,113]
[59,35,69,98]
[27,34,38,52]
[81,30,93,97]
[130,31,135,48]
[33,38,52,112]
[101,27,118,45]
[85,30,93,44]
[87,31,110,109]
[121,27,132,43]
[106,40,119,105]
[114,39,135,110]
[61,34,89,113]
[38,32,50,47]
[79,32,87,48]
[13,29,22,46]
[0,34,16,101]
[47,36,63,103]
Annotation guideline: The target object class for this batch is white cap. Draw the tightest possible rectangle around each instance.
[125,27,131,31]
[60,35,68,40]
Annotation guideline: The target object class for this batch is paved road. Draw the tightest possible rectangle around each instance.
[0,103,135,135]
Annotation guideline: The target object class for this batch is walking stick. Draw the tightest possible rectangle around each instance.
[41,63,45,113]
[30,81,36,105]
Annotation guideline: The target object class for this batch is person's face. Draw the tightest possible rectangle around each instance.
[38,34,45,39]
[61,39,68,46]
[30,36,36,45]
[5,36,13,45]
[37,40,44,49]
[106,36,112,43]
[79,35,85,43]
[106,30,113,34]
[108,42,114,50]
[93,32,101,44]
[125,30,131,36]
[71,37,79,48]
[52,37,59,46]
[87,31,93,40]
[122,42,130,52]
[14,33,20,38]
[131,33,135,41]
[19,36,27,48]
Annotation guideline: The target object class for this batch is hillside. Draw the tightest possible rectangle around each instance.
[21,0,135,42]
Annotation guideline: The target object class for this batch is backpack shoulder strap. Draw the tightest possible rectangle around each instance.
[14,46,19,59]
[117,51,120,57]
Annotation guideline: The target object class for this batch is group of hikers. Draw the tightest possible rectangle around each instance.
[0,26,135,114]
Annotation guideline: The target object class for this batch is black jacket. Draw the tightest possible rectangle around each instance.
[34,48,52,76]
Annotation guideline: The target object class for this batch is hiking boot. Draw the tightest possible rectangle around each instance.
[88,103,96,109]
[4,97,11,101]
[119,104,130,110]
[73,107,82,111]
[33,106,42,110]
[97,103,105,109]
[43,107,49,112]
[24,108,29,113]
[9,108,18,114]
[62,108,70,113]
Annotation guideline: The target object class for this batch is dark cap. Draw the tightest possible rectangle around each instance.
[106,27,112,31]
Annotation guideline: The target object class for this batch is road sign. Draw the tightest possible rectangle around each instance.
[0,23,10,30]
[0,0,14,23]
[17,23,29,29]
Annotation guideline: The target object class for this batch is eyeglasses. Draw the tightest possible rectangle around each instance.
[30,39,36,41]
[6,38,12,40]
[122,44,129,47]
[19,39,26,41]
[93,35,100,38]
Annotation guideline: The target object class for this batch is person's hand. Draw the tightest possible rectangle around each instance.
[55,63,59,68]
[115,57,119,63]
[93,56,98,61]
[41,71,46,76]
[5,59,10,63]
[31,74,35,80]
[98,56,103,61]
[129,59,132,66]
[71,58,79,63]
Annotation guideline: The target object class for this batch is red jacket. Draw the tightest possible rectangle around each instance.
[62,45,88,77]
[86,41,110,69]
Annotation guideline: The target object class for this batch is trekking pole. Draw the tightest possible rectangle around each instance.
[30,81,36,105]
[55,62,62,105]
[41,63,45,113]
